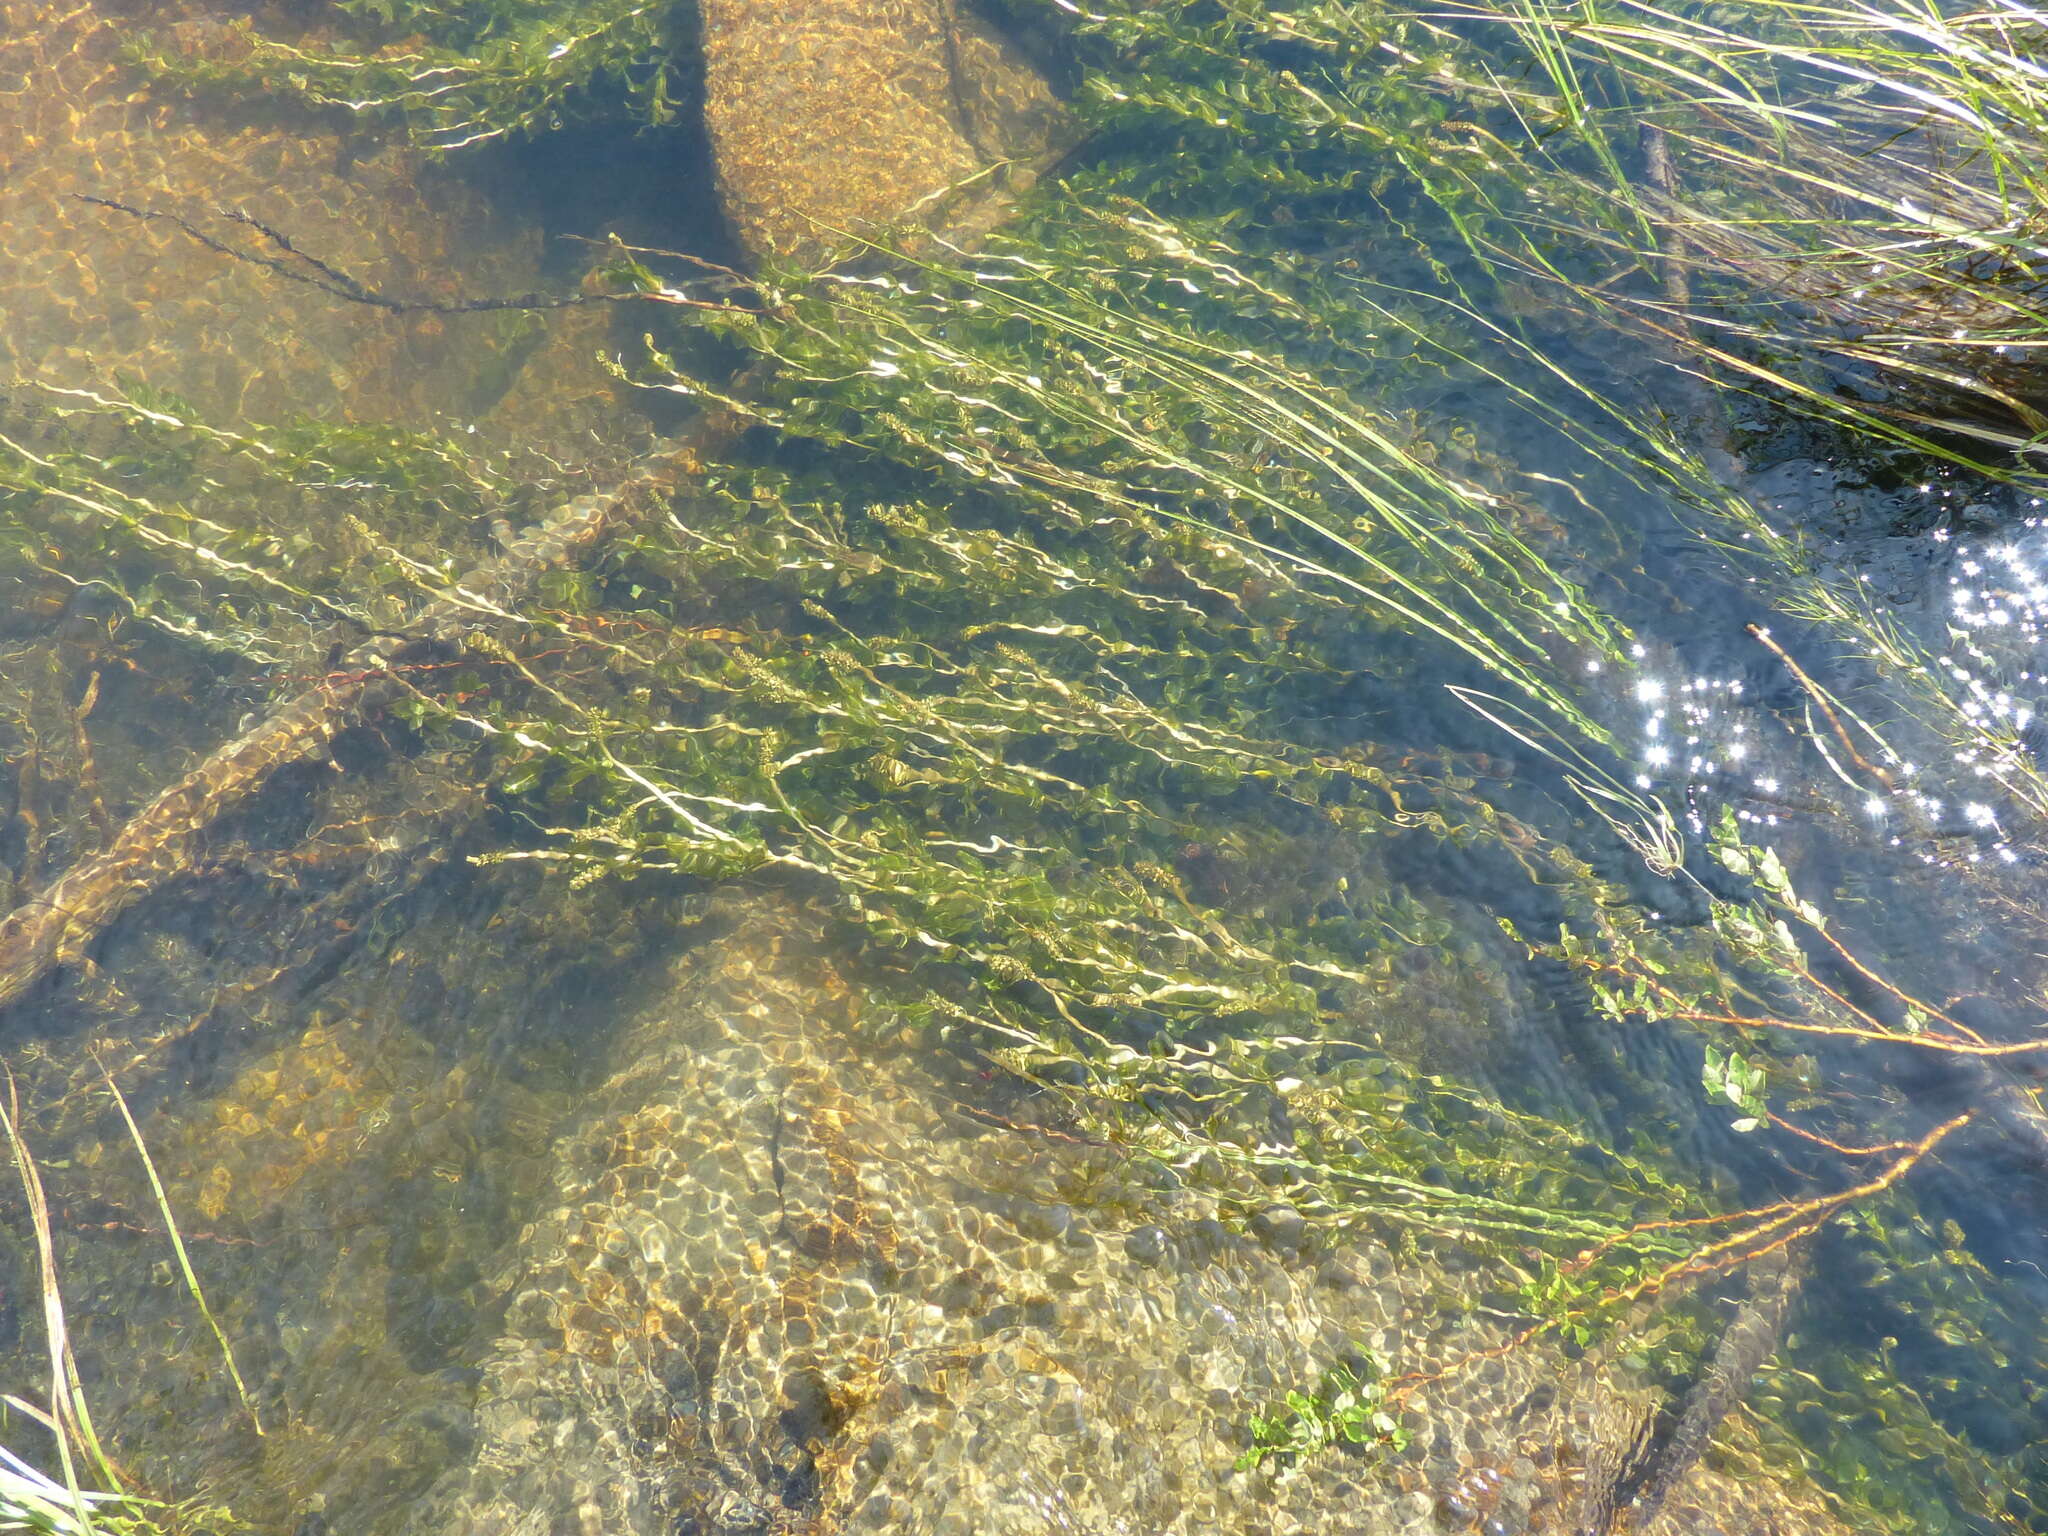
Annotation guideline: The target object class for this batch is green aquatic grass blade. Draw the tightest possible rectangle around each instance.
[0,1439,144,1536]
[99,1069,263,1439]
[0,1074,109,1536]
[746,233,1627,742]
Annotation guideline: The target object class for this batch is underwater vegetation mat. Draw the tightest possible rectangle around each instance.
[5,0,2048,1533]
[0,0,1071,1016]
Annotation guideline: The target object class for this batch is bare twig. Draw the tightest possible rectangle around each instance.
[74,196,758,316]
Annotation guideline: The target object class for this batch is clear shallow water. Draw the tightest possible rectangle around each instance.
[2,2,2047,1534]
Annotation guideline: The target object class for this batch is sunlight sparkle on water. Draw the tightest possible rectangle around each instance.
[1603,516,2048,858]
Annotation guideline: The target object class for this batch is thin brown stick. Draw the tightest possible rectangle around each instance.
[1803,920,1982,1043]
[75,197,761,317]
[1748,623,1897,790]
[1669,1004,2040,1054]
[67,671,111,847]
[1571,948,2031,1056]
[1763,1111,1928,1158]
[1622,1112,1969,1304]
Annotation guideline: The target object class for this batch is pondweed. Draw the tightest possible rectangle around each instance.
[11,0,2048,1529]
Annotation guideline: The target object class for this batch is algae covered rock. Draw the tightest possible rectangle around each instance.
[405,897,1858,1536]
[700,0,1066,259]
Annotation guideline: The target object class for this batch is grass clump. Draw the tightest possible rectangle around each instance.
[0,1078,197,1536]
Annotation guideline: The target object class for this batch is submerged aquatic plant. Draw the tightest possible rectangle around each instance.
[0,1079,186,1536]
[0,378,514,664]
[15,0,2048,1529]
[127,0,695,152]
[1465,0,2048,452]
[0,1447,138,1536]
[1235,1352,1406,1471]
[1088,0,2048,460]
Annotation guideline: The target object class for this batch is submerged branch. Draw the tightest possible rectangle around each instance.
[0,427,718,1011]
[74,196,758,316]
[1570,1242,1809,1536]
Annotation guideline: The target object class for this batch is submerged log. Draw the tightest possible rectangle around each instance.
[1574,1240,1812,1536]
[0,1,1067,1013]
[1629,1239,1812,1531]
[0,436,708,1010]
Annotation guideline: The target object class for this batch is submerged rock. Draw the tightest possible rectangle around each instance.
[700,0,1066,259]
[0,0,616,446]
[404,896,1859,1536]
